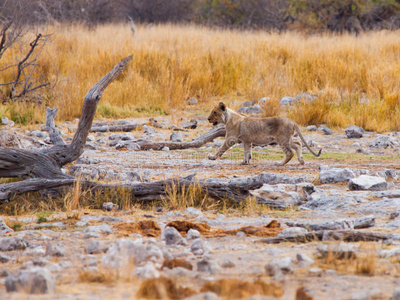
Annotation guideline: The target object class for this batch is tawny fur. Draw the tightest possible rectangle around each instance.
[207,102,322,166]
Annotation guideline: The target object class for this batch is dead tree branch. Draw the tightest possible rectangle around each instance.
[137,126,226,150]
[0,56,133,183]
[259,230,393,244]
[0,171,293,208]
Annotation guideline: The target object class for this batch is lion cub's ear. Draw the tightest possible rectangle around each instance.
[218,102,226,111]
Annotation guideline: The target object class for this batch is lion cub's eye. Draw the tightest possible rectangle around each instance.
[213,112,216,114]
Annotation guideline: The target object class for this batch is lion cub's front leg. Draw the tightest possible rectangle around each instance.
[208,136,237,160]
[241,142,252,165]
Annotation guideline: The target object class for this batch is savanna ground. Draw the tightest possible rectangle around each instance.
[1,24,400,299]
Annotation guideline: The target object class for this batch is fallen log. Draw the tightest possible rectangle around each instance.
[90,123,138,133]
[0,172,291,209]
[259,230,393,244]
[0,56,133,183]
[136,126,226,150]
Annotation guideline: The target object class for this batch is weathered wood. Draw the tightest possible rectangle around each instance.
[90,124,138,133]
[50,55,133,166]
[46,107,64,146]
[0,56,133,182]
[0,171,296,208]
[259,230,392,244]
[137,126,226,150]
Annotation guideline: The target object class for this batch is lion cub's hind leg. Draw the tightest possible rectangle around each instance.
[291,140,305,165]
[275,136,294,166]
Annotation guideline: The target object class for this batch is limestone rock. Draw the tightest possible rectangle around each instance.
[345,125,364,138]
[348,175,387,191]
[5,267,55,294]
[319,168,355,184]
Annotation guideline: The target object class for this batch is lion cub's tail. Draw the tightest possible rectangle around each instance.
[294,124,322,157]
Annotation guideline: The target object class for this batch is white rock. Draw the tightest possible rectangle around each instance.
[45,244,65,257]
[135,262,160,279]
[348,175,387,191]
[184,207,203,216]
[187,229,200,240]
[296,253,315,267]
[163,227,187,246]
[190,238,212,256]
[5,267,55,294]
[319,168,355,183]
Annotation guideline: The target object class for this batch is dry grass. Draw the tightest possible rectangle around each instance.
[163,181,211,210]
[317,243,383,276]
[1,24,400,132]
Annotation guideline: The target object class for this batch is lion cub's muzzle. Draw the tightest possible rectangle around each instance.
[207,117,219,126]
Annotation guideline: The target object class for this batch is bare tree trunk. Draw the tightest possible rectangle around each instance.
[0,56,133,182]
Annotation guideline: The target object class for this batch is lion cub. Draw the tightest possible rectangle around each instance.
[207,102,321,165]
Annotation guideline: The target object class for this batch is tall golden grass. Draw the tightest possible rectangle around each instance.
[1,24,400,131]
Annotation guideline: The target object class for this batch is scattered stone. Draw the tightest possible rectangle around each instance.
[45,244,65,257]
[102,239,164,269]
[84,224,112,235]
[237,105,261,114]
[143,125,156,134]
[102,202,119,211]
[220,259,235,268]
[277,227,308,238]
[85,240,109,254]
[348,175,387,191]
[181,119,198,129]
[307,125,317,131]
[265,257,293,276]
[348,289,383,300]
[323,127,333,135]
[170,132,183,142]
[126,142,141,151]
[197,259,220,274]
[246,105,261,114]
[0,253,11,263]
[369,135,396,149]
[187,97,198,105]
[163,227,187,246]
[296,253,314,267]
[5,267,55,294]
[0,237,27,251]
[184,207,203,216]
[345,125,364,138]
[136,262,160,279]
[241,101,253,107]
[161,146,170,151]
[187,229,200,240]
[0,220,14,236]
[237,107,247,114]
[287,216,375,231]
[393,288,400,300]
[319,168,355,184]
[296,93,316,102]
[190,238,212,256]
[317,243,356,259]
[378,248,400,258]
[279,96,296,105]
[308,268,323,276]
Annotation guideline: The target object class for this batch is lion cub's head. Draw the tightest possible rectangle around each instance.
[208,102,226,126]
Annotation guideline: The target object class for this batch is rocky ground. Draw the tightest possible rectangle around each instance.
[2,102,400,299]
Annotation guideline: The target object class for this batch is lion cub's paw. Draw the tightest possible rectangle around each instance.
[208,154,217,160]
